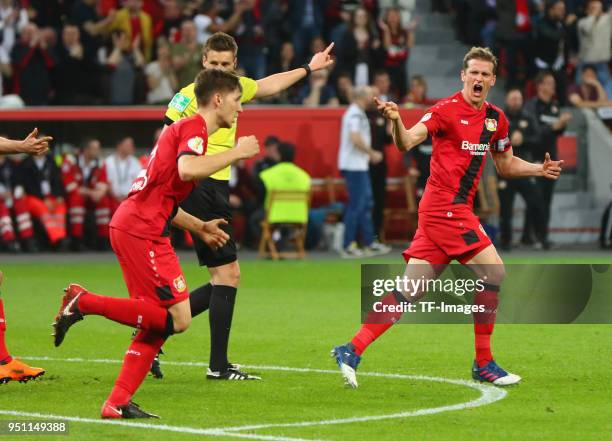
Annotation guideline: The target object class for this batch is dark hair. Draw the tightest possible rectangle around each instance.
[534,70,554,85]
[278,142,295,163]
[203,32,238,56]
[505,87,523,96]
[194,69,242,107]
[463,46,498,74]
[374,69,390,78]
[581,64,597,74]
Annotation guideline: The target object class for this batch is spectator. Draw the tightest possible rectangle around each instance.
[236,1,267,80]
[523,71,571,247]
[336,71,354,105]
[106,0,154,62]
[568,64,612,108]
[104,30,145,105]
[10,23,55,105]
[26,0,64,29]
[372,69,396,102]
[0,0,29,57]
[495,0,538,88]
[69,0,115,59]
[337,85,390,257]
[498,88,548,251]
[336,6,382,87]
[194,0,248,45]
[229,159,258,247]
[378,0,416,27]
[0,154,18,252]
[289,0,325,62]
[145,44,177,104]
[261,40,300,104]
[12,152,67,250]
[402,74,437,107]
[105,136,142,211]
[159,0,183,40]
[576,0,612,94]
[61,139,111,251]
[252,135,280,177]
[252,142,311,250]
[296,67,339,106]
[367,87,392,237]
[53,24,99,105]
[0,45,23,108]
[532,0,576,103]
[379,7,415,99]
[170,20,202,87]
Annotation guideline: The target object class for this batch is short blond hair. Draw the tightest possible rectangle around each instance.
[463,47,498,74]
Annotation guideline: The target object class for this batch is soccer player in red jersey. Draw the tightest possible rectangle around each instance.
[0,129,51,384]
[52,69,260,418]
[333,47,564,387]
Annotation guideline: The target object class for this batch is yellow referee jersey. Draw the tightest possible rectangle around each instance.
[165,76,258,181]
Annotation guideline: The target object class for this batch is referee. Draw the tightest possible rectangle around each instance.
[161,32,334,380]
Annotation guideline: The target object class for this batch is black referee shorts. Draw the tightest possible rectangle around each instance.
[180,178,237,268]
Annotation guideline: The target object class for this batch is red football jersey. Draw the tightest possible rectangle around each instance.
[418,91,511,213]
[111,114,208,239]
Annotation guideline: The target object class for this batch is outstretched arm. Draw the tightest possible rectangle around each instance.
[0,128,51,155]
[374,97,428,152]
[492,149,563,179]
[255,43,335,98]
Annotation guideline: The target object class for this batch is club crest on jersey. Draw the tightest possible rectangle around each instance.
[173,275,187,292]
[484,118,497,132]
[187,136,204,154]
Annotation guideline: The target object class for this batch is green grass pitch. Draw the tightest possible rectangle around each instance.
[0,254,611,440]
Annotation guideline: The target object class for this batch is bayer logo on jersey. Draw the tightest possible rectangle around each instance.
[484,118,498,132]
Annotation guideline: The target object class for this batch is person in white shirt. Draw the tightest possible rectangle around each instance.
[338,85,390,257]
[104,136,142,211]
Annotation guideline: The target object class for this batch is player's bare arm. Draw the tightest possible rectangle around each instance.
[0,128,52,156]
[374,97,428,152]
[177,135,260,181]
[254,43,335,98]
[171,208,229,249]
[492,149,564,180]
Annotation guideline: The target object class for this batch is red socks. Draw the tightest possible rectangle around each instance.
[473,285,500,367]
[351,291,406,356]
[107,330,166,406]
[78,293,170,334]
[0,299,12,364]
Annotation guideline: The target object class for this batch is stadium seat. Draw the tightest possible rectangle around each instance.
[258,190,310,260]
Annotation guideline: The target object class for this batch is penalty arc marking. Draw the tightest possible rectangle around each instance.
[1,356,508,441]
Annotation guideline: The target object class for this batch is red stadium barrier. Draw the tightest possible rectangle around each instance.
[0,107,426,178]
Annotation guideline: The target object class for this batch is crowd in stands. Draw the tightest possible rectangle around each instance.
[452,0,612,108]
[0,0,425,107]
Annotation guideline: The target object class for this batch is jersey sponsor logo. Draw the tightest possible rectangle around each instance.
[130,169,148,192]
[173,275,187,292]
[187,136,204,154]
[460,119,469,125]
[484,118,497,132]
[169,93,190,112]
[420,112,432,123]
[461,140,489,156]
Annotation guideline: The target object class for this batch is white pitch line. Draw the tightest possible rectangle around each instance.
[10,356,508,439]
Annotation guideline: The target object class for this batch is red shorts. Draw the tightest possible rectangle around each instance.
[110,227,189,307]
[402,208,492,264]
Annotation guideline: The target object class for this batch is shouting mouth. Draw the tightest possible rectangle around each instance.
[473,83,484,96]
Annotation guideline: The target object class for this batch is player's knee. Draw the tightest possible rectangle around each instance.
[483,264,506,286]
[214,262,240,287]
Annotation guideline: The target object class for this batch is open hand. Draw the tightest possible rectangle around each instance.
[197,219,229,249]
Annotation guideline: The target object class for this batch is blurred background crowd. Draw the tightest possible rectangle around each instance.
[1,0,611,254]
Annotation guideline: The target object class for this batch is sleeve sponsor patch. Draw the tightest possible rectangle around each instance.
[187,136,204,154]
[169,93,190,113]
[494,136,510,152]
[420,112,432,123]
